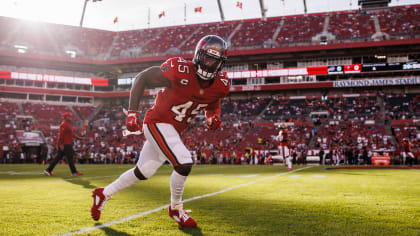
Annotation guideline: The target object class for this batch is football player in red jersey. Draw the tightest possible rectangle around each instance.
[278,126,293,171]
[91,35,229,228]
[401,138,415,166]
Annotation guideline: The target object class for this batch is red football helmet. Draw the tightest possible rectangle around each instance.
[193,35,228,81]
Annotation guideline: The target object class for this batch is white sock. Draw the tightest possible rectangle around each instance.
[103,168,139,197]
[170,170,187,208]
[288,157,292,169]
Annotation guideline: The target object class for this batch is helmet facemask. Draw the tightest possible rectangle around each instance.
[195,50,226,80]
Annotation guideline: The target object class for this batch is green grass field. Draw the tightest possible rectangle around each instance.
[0,164,419,236]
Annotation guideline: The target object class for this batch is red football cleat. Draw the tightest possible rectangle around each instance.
[72,172,83,176]
[91,188,110,221]
[43,170,53,176]
[288,168,294,171]
[168,204,197,228]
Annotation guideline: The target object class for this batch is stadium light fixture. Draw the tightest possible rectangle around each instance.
[65,50,77,58]
[14,44,28,53]
[80,0,103,27]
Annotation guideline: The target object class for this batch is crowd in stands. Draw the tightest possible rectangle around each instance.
[1,92,418,165]
[315,122,392,162]
[144,26,196,55]
[231,19,282,48]
[0,5,418,59]
[328,11,375,41]
[110,28,160,58]
[221,97,270,122]
[21,103,74,126]
[377,6,419,38]
[277,14,324,44]
[384,93,420,120]
[263,97,314,122]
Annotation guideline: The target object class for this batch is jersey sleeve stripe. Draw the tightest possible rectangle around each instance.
[147,124,180,167]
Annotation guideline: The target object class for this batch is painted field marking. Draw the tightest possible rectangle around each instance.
[289,174,302,178]
[239,174,259,178]
[0,171,44,175]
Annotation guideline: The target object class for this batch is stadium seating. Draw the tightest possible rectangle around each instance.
[262,97,314,122]
[144,26,197,55]
[179,22,238,52]
[276,14,325,44]
[21,103,73,126]
[0,101,20,146]
[73,105,96,121]
[328,11,375,41]
[222,97,271,122]
[392,124,418,144]
[231,18,282,48]
[315,122,392,151]
[384,93,420,120]
[53,26,114,58]
[377,6,419,38]
[0,18,114,58]
[110,28,161,57]
[325,95,382,121]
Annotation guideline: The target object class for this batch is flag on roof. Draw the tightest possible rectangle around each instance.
[236,1,243,9]
[113,16,118,24]
[158,11,165,18]
[194,7,202,13]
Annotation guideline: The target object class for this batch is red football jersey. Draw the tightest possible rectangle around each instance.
[143,57,230,133]
[279,129,290,146]
[403,141,411,152]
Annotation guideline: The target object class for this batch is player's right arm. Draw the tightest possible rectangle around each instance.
[128,66,171,111]
[126,66,171,132]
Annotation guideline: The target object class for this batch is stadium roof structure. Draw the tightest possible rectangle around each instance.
[0,5,418,77]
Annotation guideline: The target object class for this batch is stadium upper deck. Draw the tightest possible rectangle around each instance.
[0,5,417,62]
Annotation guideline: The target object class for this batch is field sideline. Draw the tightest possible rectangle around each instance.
[0,164,419,236]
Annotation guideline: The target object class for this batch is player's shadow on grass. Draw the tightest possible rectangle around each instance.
[64,176,97,189]
[179,226,203,236]
[95,223,132,236]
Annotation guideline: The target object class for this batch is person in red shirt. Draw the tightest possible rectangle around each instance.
[402,138,415,166]
[44,112,84,176]
[91,35,229,228]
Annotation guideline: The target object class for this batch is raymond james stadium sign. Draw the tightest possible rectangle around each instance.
[333,77,420,88]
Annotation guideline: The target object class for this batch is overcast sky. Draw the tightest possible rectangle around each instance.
[0,0,418,31]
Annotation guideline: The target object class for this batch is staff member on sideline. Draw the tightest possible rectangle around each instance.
[44,112,84,176]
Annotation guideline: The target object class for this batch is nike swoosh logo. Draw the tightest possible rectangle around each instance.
[95,196,100,206]
[172,216,180,222]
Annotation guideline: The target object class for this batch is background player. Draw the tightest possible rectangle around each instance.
[90,35,229,228]
[401,138,415,166]
[43,112,84,176]
[278,126,293,171]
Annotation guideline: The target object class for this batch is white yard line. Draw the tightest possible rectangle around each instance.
[54,166,313,236]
